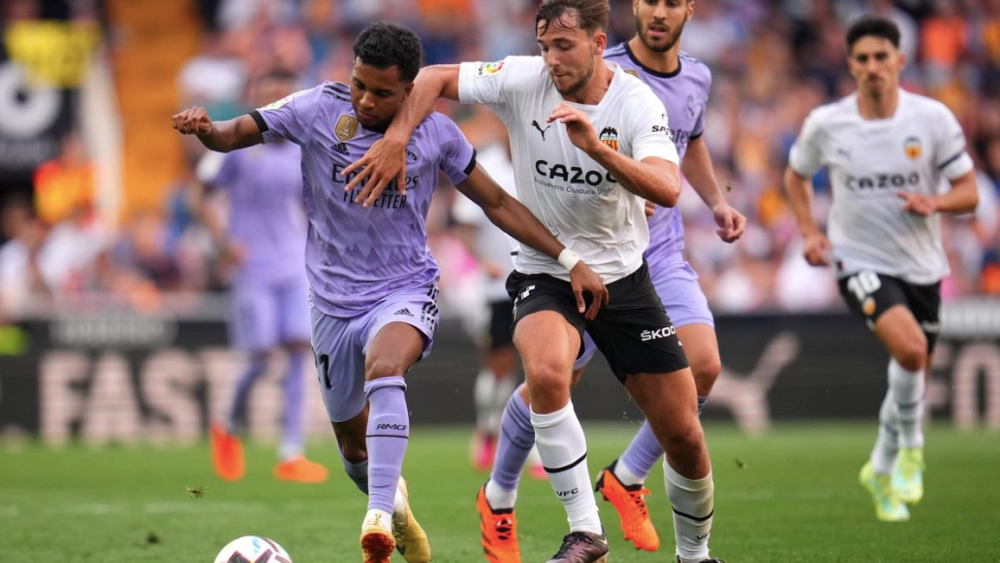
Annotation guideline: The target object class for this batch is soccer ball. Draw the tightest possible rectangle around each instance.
[213,536,292,563]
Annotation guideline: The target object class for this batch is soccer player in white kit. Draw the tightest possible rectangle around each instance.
[784,16,978,523]
[347,2,722,562]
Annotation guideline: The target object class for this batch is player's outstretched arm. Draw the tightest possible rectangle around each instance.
[172,107,262,153]
[343,65,462,207]
[457,164,609,319]
[547,103,681,207]
[897,169,978,216]
[682,136,746,243]
[783,165,831,267]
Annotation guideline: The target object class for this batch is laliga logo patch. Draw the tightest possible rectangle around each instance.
[904,136,922,160]
[599,126,619,151]
[336,115,359,141]
[476,61,504,77]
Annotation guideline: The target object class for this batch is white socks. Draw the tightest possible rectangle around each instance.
[888,359,925,448]
[613,459,644,487]
[474,370,518,434]
[665,460,714,563]
[485,478,518,510]
[474,369,496,433]
[871,393,900,475]
[531,401,602,534]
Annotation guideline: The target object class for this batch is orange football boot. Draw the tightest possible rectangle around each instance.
[274,455,329,483]
[477,484,521,563]
[595,461,659,551]
[210,423,245,482]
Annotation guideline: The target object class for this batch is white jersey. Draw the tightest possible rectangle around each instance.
[457,56,679,282]
[789,89,973,285]
[452,142,517,301]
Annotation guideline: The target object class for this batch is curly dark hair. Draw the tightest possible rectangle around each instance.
[846,15,901,53]
[352,22,423,82]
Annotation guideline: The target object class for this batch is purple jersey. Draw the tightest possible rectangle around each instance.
[603,43,712,263]
[204,141,306,284]
[251,82,476,317]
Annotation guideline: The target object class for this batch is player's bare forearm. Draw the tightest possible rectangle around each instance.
[383,65,461,145]
[682,136,726,210]
[590,145,680,206]
[173,106,262,153]
[203,116,263,152]
[457,168,564,261]
[783,165,821,236]
[934,169,979,214]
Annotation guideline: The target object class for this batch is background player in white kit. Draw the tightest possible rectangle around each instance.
[347,2,723,562]
[784,15,978,523]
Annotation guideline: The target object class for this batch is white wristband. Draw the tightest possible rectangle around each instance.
[557,248,581,271]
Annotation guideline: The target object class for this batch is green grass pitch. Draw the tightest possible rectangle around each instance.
[1,422,997,562]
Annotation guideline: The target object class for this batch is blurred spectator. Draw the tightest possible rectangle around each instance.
[32,132,94,228]
[12,0,1000,318]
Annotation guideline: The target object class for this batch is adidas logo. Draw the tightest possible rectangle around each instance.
[331,142,349,156]
[394,308,413,317]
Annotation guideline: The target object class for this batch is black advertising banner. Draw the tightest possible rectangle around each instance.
[1,308,999,445]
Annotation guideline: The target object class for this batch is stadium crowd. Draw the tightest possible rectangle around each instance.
[2,0,999,320]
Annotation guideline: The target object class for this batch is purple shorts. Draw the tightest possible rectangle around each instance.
[311,285,440,422]
[230,274,311,352]
[574,256,713,371]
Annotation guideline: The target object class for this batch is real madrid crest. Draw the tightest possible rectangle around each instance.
[336,115,360,141]
[599,126,619,151]
[904,136,921,160]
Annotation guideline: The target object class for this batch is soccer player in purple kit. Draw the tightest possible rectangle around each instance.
[194,70,329,485]
[173,22,607,563]
[346,2,729,562]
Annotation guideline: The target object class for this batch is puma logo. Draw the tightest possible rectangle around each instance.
[708,332,800,436]
[531,120,551,140]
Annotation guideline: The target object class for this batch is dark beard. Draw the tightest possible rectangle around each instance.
[637,19,686,53]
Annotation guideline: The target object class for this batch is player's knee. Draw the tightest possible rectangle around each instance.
[335,430,367,462]
[653,416,705,457]
[523,360,571,409]
[691,355,722,390]
[364,356,407,380]
[894,340,927,372]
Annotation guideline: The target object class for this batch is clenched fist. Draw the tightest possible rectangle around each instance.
[172,106,214,136]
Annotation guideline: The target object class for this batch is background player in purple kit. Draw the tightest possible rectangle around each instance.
[172,22,607,563]
[466,0,747,557]
[195,70,328,485]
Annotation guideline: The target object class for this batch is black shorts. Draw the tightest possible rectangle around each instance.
[486,298,514,351]
[837,271,942,353]
[507,261,689,383]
